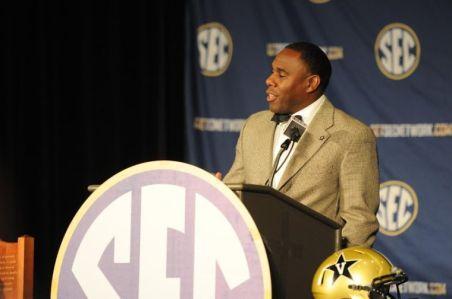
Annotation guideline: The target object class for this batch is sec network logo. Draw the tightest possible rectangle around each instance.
[197,22,233,77]
[375,23,421,80]
[309,0,331,3]
[51,162,270,299]
[378,180,419,236]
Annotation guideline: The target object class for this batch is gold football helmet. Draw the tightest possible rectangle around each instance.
[312,246,408,299]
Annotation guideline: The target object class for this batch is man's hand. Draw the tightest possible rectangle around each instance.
[214,172,223,180]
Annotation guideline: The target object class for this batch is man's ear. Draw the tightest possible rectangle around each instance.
[306,75,321,93]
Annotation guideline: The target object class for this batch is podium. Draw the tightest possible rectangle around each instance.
[228,184,342,299]
[53,161,342,298]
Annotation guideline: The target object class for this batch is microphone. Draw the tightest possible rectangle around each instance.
[266,115,306,188]
[283,115,306,142]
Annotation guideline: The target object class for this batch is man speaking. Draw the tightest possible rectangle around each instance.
[220,42,379,247]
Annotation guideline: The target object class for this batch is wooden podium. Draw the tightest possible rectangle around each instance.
[228,184,341,299]
[0,236,34,299]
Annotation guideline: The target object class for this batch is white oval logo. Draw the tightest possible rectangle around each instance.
[51,161,271,298]
[197,22,233,77]
[375,23,421,80]
[377,180,419,236]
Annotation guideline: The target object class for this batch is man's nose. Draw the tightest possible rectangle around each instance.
[266,74,276,87]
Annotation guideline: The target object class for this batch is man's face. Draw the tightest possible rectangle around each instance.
[266,48,314,114]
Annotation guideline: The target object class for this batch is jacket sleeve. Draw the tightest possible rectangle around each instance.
[339,127,380,247]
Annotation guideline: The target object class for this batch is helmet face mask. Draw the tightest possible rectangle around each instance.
[370,272,408,299]
[312,247,408,299]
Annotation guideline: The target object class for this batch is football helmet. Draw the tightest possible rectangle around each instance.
[312,246,408,299]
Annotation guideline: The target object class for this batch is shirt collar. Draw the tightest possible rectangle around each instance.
[291,94,326,126]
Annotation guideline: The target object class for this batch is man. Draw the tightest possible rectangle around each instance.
[221,42,379,247]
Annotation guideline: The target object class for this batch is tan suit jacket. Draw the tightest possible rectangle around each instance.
[224,98,379,247]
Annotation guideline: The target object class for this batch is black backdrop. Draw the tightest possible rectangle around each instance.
[1,1,185,297]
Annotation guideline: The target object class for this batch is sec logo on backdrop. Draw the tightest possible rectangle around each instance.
[51,161,270,299]
[375,23,421,80]
[309,0,331,3]
[197,22,233,77]
[377,180,419,236]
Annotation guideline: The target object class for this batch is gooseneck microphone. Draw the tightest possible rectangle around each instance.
[265,115,306,188]
[266,138,291,187]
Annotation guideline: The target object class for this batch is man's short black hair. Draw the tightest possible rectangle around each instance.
[285,41,332,93]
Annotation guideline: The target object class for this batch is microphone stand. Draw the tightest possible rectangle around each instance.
[266,124,303,188]
[266,138,291,188]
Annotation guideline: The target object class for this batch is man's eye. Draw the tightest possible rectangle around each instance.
[279,73,287,78]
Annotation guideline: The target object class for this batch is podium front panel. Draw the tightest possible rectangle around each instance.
[230,184,341,299]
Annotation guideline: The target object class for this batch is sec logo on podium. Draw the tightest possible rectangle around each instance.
[51,161,271,299]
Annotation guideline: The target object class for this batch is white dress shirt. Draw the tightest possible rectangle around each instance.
[271,94,326,188]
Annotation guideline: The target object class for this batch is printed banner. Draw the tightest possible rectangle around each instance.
[185,1,452,298]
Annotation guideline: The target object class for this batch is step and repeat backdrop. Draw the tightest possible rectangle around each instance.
[185,0,452,298]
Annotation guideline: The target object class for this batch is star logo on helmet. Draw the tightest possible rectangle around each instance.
[326,253,357,283]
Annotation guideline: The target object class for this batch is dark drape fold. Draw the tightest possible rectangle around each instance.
[1,1,185,297]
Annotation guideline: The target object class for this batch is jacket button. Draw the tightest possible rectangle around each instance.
[319,136,325,140]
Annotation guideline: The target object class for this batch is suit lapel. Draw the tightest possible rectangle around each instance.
[277,98,335,190]
[259,113,277,184]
